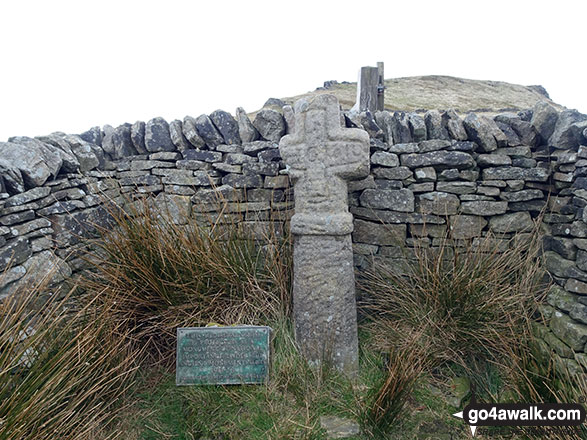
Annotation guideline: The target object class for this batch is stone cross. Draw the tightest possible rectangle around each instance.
[279,94,370,376]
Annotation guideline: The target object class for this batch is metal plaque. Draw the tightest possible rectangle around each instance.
[176,326,271,386]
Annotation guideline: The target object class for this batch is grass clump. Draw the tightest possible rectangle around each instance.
[82,195,292,364]
[0,272,138,440]
[358,226,552,435]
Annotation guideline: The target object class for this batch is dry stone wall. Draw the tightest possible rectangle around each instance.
[1,99,586,372]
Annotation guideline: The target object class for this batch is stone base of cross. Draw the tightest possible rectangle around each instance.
[279,94,370,376]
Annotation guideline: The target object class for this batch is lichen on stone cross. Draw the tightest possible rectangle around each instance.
[279,94,369,376]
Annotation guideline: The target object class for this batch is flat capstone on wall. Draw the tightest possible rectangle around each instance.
[0,98,586,373]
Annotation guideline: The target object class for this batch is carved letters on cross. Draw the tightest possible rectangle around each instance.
[279,95,370,236]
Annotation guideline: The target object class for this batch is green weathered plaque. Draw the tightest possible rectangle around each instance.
[176,326,271,386]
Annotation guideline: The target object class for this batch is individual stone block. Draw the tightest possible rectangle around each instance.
[131,121,148,154]
[460,201,507,216]
[253,109,286,142]
[243,141,274,154]
[352,219,406,246]
[169,119,192,151]
[359,111,384,139]
[235,107,260,143]
[145,117,176,153]
[489,212,533,233]
[388,142,419,154]
[549,311,587,351]
[391,112,413,143]
[424,110,449,140]
[415,167,436,182]
[408,112,427,142]
[531,101,559,142]
[371,151,399,167]
[359,189,414,212]
[418,139,451,153]
[449,215,487,239]
[79,126,103,146]
[182,116,206,149]
[210,110,241,145]
[182,149,223,163]
[418,192,459,215]
[565,278,587,295]
[401,151,475,170]
[482,167,549,182]
[372,167,413,180]
[549,109,587,149]
[436,181,476,194]
[463,113,500,152]
[222,174,263,188]
[195,114,225,149]
[476,154,512,167]
[242,162,280,176]
[499,189,543,202]
[374,111,394,144]
[3,187,51,208]
[443,109,468,141]
[0,238,32,270]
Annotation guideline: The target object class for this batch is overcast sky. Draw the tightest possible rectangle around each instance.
[0,1,584,141]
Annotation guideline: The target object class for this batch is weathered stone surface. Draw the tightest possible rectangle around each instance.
[195,114,225,149]
[531,101,559,142]
[0,238,32,270]
[477,154,511,167]
[181,116,206,149]
[253,109,286,142]
[282,105,295,134]
[424,110,449,140]
[460,201,508,216]
[443,109,468,141]
[169,120,191,151]
[401,151,475,170]
[145,117,175,153]
[279,94,370,375]
[449,215,487,239]
[79,126,102,146]
[359,111,383,139]
[60,135,101,171]
[370,151,399,167]
[549,109,587,149]
[495,121,521,146]
[419,192,459,215]
[182,149,222,163]
[3,187,51,208]
[360,189,414,212]
[130,121,148,154]
[374,111,394,144]
[210,110,241,145]
[543,236,577,260]
[408,112,427,142]
[550,311,587,351]
[436,181,476,194]
[20,250,71,287]
[565,278,587,295]
[0,141,60,191]
[153,193,191,224]
[482,167,549,182]
[500,189,543,202]
[463,113,498,152]
[489,212,533,233]
[390,112,413,144]
[221,174,263,188]
[418,139,451,153]
[32,134,80,173]
[415,167,436,181]
[353,219,406,246]
[111,124,137,159]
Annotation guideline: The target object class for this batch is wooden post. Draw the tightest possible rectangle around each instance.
[356,66,378,113]
[377,62,385,111]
